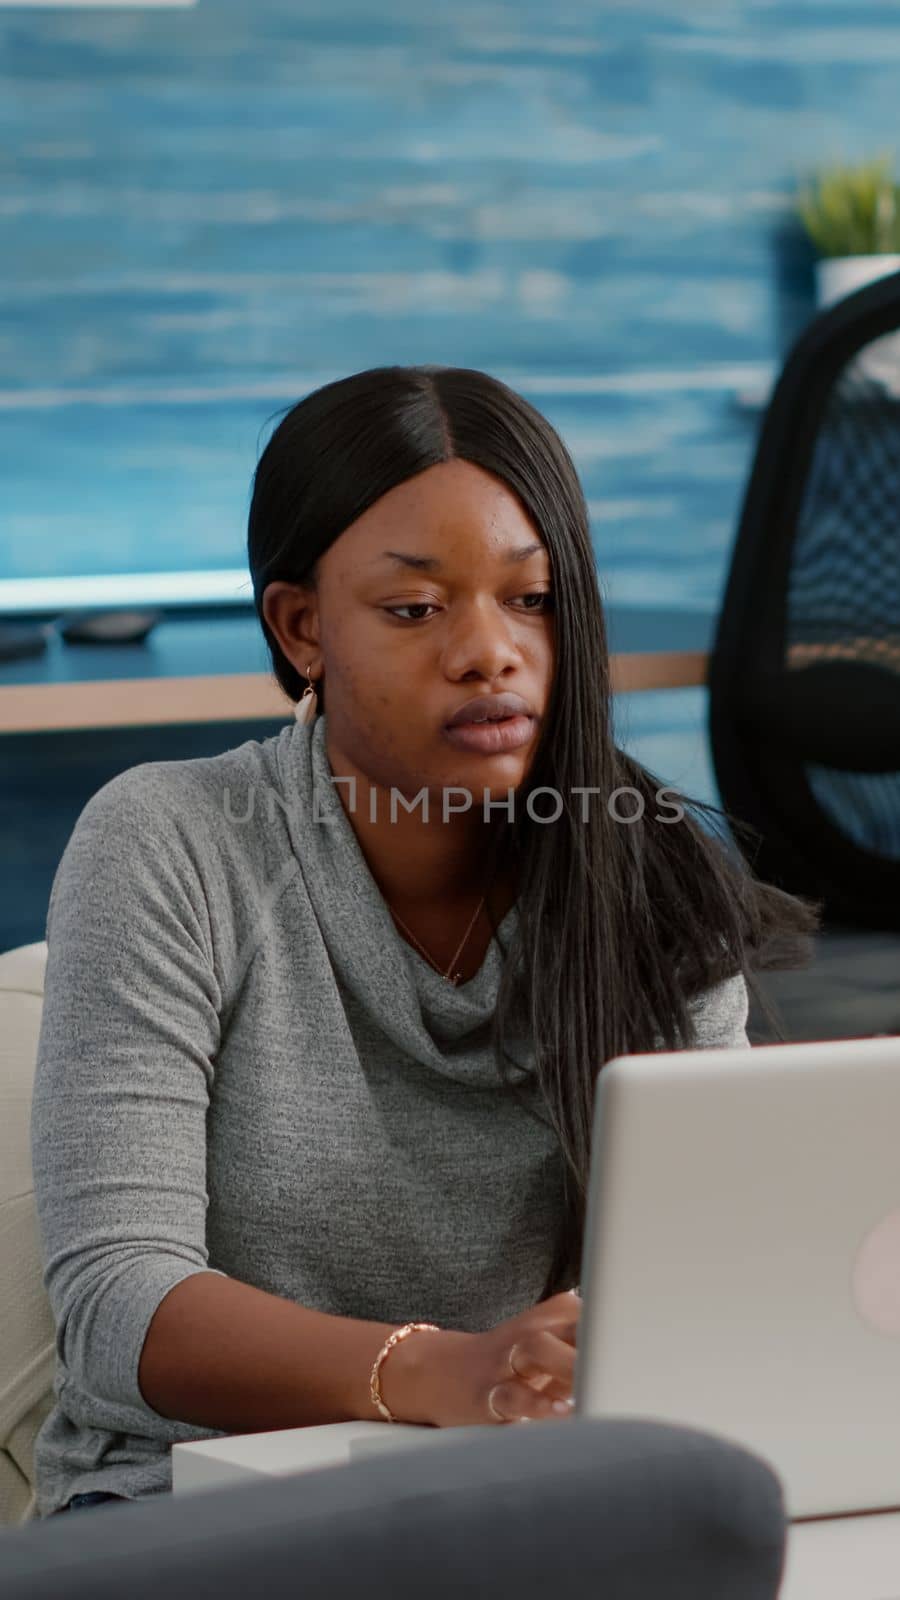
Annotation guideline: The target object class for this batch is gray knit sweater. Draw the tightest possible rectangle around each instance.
[29,713,750,1515]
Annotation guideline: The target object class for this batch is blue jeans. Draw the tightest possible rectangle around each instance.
[55,1492,129,1514]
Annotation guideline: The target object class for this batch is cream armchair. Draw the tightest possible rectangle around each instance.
[0,942,56,1526]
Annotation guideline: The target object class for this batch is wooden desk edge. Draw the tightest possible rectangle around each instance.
[0,653,710,734]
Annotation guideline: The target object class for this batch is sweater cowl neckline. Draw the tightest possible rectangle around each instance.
[274,714,530,1088]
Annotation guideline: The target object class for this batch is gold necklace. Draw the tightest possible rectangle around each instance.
[388,894,487,985]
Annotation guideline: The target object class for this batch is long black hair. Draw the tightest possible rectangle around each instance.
[248,364,822,1298]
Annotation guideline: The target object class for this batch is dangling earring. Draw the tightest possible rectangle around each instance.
[294,661,319,726]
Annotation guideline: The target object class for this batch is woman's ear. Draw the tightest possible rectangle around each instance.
[261,581,320,676]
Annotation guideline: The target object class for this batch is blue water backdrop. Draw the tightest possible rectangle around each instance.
[2,0,899,611]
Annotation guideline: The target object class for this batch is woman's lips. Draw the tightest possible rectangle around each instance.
[442,714,536,754]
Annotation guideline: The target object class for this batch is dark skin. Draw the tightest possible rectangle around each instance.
[262,458,556,983]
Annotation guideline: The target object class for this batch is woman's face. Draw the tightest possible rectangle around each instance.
[264,457,556,810]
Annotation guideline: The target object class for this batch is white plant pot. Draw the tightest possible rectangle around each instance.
[815,254,900,309]
[814,255,900,392]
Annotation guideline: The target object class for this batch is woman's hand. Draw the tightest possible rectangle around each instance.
[413,1290,582,1428]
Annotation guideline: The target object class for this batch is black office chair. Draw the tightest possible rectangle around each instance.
[709,268,900,933]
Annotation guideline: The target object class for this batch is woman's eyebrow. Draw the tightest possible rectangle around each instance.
[373,542,545,572]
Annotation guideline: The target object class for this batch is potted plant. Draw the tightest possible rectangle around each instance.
[796,155,900,308]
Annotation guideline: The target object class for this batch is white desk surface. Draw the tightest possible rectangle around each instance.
[172,1423,900,1600]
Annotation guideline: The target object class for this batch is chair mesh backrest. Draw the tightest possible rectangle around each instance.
[709,270,900,929]
[787,335,900,862]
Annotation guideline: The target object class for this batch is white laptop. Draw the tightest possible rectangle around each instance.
[350,1033,900,1521]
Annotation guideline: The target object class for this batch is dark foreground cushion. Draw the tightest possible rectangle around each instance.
[0,1417,786,1600]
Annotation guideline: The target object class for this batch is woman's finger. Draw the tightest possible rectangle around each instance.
[488,1381,575,1423]
[513,1367,569,1403]
[512,1329,576,1393]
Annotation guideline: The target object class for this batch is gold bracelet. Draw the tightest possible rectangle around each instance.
[370,1321,442,1423]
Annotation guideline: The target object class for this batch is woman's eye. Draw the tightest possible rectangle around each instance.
[385,593,553,623]
[387,603,435,621]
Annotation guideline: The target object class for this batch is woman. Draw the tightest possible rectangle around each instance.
[31,364,820,1517]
